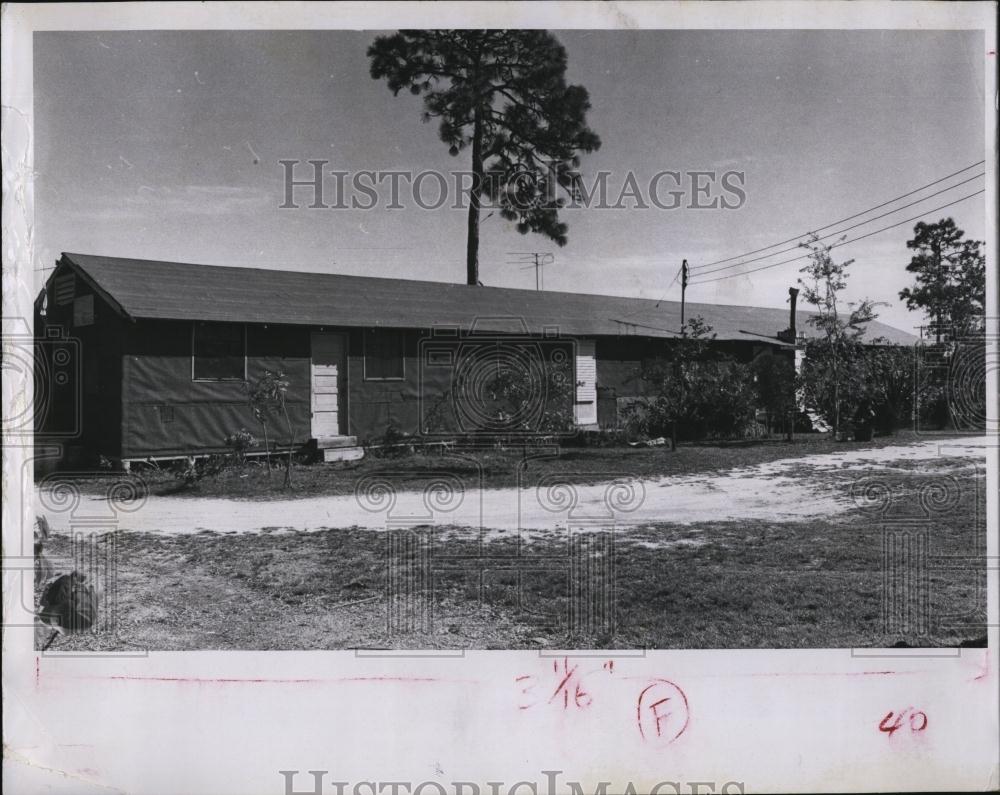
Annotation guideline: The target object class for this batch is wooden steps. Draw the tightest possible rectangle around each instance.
[312,436,365,463]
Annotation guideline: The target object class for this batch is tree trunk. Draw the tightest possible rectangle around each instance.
[466,105,484,286]
[834,378,840,439]
[260,421,271,476]
[282,403,294,488]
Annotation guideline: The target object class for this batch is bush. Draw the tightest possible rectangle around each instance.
[626,318,757,441]
[751,352,797,435]
[368,420,413,457]
[862,345,918,435]
[798,337,868,434]
[917,383,950,430]
[246,369,295,487]
[172,454,230,489]
[224,428,259,465]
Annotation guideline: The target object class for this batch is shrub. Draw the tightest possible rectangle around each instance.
[862,344,918,434]
[797,337,869,434]
[626,318,757,441]
[224,428,259,465]
[246,370,295,487]
[797,233,881,437]
[751,352,797,436]
[171,454,230,489]
[368,420,413,457]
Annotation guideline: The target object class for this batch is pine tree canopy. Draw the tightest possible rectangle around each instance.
[368,30,601,284]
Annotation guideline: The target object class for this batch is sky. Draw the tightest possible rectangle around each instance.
[33,29,988,335]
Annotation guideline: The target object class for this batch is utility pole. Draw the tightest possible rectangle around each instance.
[934,239,944,344]
[671,259,689,452]
[680,259,688,332]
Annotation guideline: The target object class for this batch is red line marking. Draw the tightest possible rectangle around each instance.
[621,670,905,682]
[548,666,579,703]
[746,670,900,678]
[973,650,990,681]
[92,675,476,685]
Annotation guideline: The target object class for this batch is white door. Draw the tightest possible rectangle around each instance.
[574,339,598,426]
[311,332,347,438]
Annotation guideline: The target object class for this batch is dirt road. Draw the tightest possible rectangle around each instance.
[37,437,986,535]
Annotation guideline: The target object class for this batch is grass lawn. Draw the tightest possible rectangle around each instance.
[36,443,986,650]
[51,429,975,500]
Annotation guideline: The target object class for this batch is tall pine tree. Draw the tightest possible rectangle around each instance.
[899,218,985,341]
[368,30,601,285]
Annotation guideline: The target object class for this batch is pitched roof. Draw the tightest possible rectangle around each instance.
[56,252,918,345]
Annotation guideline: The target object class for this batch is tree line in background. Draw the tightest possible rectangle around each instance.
[623,216,986,443]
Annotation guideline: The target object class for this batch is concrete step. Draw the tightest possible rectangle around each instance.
[321,445,364,463]
[313,435,358,449]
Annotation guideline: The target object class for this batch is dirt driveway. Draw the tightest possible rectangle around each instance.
[37,436,986,535]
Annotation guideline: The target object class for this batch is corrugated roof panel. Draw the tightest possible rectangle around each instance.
[59,252,919,345]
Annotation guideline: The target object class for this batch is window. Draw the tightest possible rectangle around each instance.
[364,329,405,380]
[192,321,245,380]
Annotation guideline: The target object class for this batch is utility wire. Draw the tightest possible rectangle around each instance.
[612,262,684,320]
[658,263,684,303]
[693,171,984,278]
[689,159,986,270]
[688,188,985,286]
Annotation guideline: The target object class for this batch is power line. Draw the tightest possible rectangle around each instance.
[689,159,986,271]
[693,171,984,278]
[687,188,985,286]
[659,262,684,301]
[608,261,685,321]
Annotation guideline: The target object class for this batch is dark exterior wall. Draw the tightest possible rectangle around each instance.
[121,320,311,458]
[35,263,124,465]
[343,329,474,442]
[345,328,420,442]
[594,336,792,429]
[595,337,669,398]
[344,330,576,442]
[595,337,667,429]
[121,324,444,452]
[595,337,786,394]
